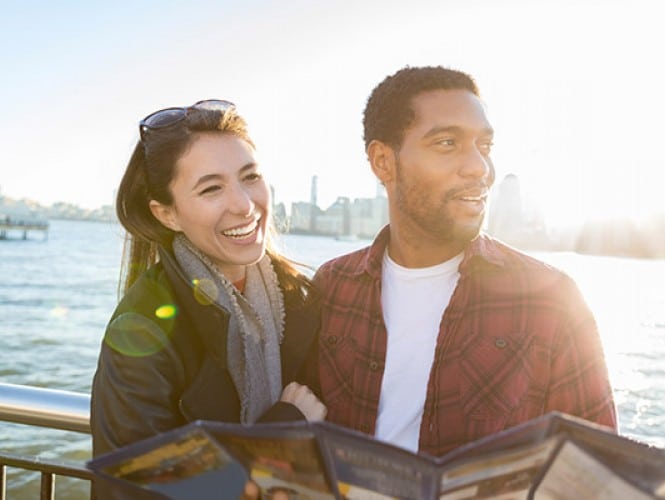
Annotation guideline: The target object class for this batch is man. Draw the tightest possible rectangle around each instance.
[311,66,616,457]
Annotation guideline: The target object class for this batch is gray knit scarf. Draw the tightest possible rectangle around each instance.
[172,234,285,424]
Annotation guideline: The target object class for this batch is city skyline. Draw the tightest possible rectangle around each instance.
[4,171,664,258]
[3,169,663,230]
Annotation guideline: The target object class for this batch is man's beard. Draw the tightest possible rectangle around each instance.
[394,157,485,245]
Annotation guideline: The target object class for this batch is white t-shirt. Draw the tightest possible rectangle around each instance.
[375,250,463,452]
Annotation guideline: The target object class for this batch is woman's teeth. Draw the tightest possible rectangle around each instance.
[222,220,258,238]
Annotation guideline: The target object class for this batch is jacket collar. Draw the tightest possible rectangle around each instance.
[361,225,507,279]
[159,244,231,368]
[157,244,315,381]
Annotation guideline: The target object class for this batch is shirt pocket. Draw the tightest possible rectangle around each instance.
[318,330,357,418]
[458,330,534,419]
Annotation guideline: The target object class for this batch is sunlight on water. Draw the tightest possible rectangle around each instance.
[48,305,69,319]
[536,252,665,447]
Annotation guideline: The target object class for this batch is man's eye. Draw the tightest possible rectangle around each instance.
[479,141,494,153]
[437,139,455,146]
[244,173,262,182]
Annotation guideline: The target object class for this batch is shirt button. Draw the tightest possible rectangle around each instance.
[369,361,379,371]
[326,335,337,345]
[495,338,508,349]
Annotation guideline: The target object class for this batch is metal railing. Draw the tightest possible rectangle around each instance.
[0,382,93,499]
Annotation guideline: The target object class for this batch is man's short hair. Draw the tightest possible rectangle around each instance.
[363,66,479,150]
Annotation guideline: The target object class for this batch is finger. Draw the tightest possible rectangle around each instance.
[279,382,298,401]
[242,480,260,499]
[284,381,299,391]
[315,403,328,420]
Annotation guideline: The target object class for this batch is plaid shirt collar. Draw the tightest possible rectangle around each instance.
[359,225,507,280]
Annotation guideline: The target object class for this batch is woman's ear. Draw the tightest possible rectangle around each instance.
[367,140,396,185]
[149,200,181,232]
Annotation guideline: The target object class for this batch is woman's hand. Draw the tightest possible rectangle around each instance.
[279,382,327,421]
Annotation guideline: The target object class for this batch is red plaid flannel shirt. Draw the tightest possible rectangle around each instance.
[313,226,617,457]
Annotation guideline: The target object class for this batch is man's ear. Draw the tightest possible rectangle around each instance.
[149,200,181,232]
[367,140,396,185]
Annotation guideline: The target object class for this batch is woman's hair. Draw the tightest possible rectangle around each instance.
[116,104,311,300]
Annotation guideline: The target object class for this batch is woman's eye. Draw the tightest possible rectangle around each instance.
[479,141,494,154]
[199,185,221,195]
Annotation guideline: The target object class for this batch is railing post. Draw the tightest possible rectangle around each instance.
[40,472,55,500]
[1,464,6,500]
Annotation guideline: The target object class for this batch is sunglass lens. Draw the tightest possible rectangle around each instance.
[193,99,235,112]
[143,108,186,129]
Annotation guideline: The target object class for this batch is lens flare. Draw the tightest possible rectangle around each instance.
[192,278,217,305]
[105,312,172,357]
[155,304,177,319]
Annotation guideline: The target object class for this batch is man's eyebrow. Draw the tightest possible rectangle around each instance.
[238,162,258,174]
[422,125,494,139]
[191,162,257,190]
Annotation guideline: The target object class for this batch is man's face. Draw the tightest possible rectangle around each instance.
[391,88,495,249]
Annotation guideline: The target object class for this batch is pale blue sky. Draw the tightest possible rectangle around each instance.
[1,0,663,227]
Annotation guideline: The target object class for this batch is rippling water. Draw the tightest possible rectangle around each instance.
[1,219,664,498]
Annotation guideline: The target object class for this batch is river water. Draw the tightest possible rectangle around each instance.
[1,219,664,498]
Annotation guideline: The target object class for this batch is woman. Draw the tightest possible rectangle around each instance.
[90,100,324,496]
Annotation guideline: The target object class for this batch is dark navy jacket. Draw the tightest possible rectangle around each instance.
[90,246,317,498]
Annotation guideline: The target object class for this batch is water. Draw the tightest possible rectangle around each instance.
[1,219,664,498]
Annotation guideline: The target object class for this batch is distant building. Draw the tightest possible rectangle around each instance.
[310,175,318,232]
[348,195,388,239]
[487,174,549,249]
[315,197,349,236]
[290,201,321,233]
[286,175,388,238]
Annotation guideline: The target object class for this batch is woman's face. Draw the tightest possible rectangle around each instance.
[150,132,270,282]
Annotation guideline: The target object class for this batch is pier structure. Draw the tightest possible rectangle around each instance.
[0,216,49,240]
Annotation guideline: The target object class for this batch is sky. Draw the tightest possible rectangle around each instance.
[1,0,664,228]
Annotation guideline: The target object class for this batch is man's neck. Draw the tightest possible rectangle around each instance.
[387,224,466,268]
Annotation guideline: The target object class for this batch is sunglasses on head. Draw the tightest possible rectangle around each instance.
[139,99,235,141]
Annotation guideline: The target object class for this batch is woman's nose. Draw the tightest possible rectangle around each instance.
[227,183,254,215]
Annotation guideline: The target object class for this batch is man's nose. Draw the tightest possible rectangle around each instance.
[460,146,493,182]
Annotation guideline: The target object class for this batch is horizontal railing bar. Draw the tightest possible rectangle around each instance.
[0,453,93,481]
[0,383,90,434]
